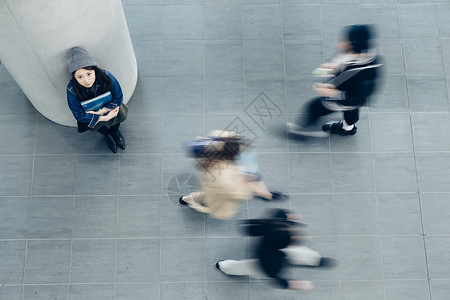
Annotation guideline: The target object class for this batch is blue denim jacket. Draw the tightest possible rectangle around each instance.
[67,70,123,128]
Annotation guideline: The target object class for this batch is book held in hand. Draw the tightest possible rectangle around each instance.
[80,91,112,112]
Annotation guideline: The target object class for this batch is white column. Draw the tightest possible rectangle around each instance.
[0,0,138,126]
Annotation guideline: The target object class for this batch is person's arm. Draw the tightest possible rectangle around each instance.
[103,70,123,110]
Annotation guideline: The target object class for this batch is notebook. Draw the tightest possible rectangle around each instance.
[80,91,112,112]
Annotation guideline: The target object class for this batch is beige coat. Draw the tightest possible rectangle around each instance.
[192,161,253,220]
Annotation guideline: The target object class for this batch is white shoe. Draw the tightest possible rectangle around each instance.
[286,122,329,138]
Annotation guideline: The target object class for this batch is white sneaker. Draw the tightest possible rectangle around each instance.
[286,122,329,138]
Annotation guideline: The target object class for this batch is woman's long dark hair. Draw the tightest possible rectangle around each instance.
[70,66,111,101]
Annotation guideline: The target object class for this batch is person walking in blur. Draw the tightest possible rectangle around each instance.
[179,130,288,220]
[287,24,381,137]
[214,209,336,290]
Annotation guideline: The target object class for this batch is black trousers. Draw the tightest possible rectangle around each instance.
[298,97,360,127]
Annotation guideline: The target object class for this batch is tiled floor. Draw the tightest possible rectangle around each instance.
[1,0,450,299]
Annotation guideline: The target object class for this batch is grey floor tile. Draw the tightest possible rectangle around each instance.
[70,239,116,283]
[163,76,204,113]
[0,240,26,284]
[411,113,450,151]
[331,153,374,193]
[162,113,204,153]
[421,193,450,234]
[204,237,249,281]
[250,282,294,300]
[285,75,317,114]
[284,40,323,76]
[373,152,418,193]
[119,154,161,195]
[403,39,444,75]
[73,196,117,238]
[245,75,286,111]
[132,40,164,76]
[68,284,114,300]
[0,285,22,300]
[334,193,379,235]
[407,75,449,112]
[0,156,33,196]
[384,280,430,300]
[32,155,76,196]
[0,115,36,155]
[204,40,243,76]
[127,77,164,115]
[203,5,242,39]
[160,238,204,282]
[160,283,204,300]
[320,4,360,40]
[330,113,372,153]
[339,280,385,300]
[425,236,450,279]
[164,5,203,39]
[442,39,450,75]
[243,5,282,39]
[399,4,439,38]
[28,197,73,239]
[205,76,245,113]
[293,280,340,300]
[164,40,203,76]
[245,0,280,4]
[289,153,332,193]
[244,39,284,76]
[116,239,160,282]
[243,124,288,153]
[23,285,68,300]
[377,193,423,235]
[369,75,409,112]
[120,114,162,154]
[75,155,119,195]
[117,196,161,238]
[204,113,248,136]
[282,4,321,40]
[381,236,428,280]
[0,75,37,116]
[257,153,290,191]
[25,240,71,284]
[35,115,78,154]
[370,113,413,152]
[247,197,291,219]
[430,280,450,300]
[291,194,336,235]
[337,236,383,280]
[0,197,29,239]
[115,283,160,300]
[359,5,400,39]
[206,282,250,300]
[123,5,164,40]
[376,40,405,75]
[287,120,331,152]
[415,152,450,192]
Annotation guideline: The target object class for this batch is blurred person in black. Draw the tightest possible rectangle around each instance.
[214,209,336,290]
[287,24,382,137]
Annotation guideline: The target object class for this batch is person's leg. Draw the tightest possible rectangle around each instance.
[179,191,204,206]
[281,246,322,267]
[322,107,359,135]
[109,123,125,150]
[97,126,117,153]
[300,97,334,127]
[217,259,267,278]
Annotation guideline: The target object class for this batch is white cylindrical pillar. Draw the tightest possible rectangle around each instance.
[0,0,138,126]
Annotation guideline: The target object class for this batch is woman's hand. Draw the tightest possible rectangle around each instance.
[313,83,338,98]
[86,108,109,115]
[98,106,119,122]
